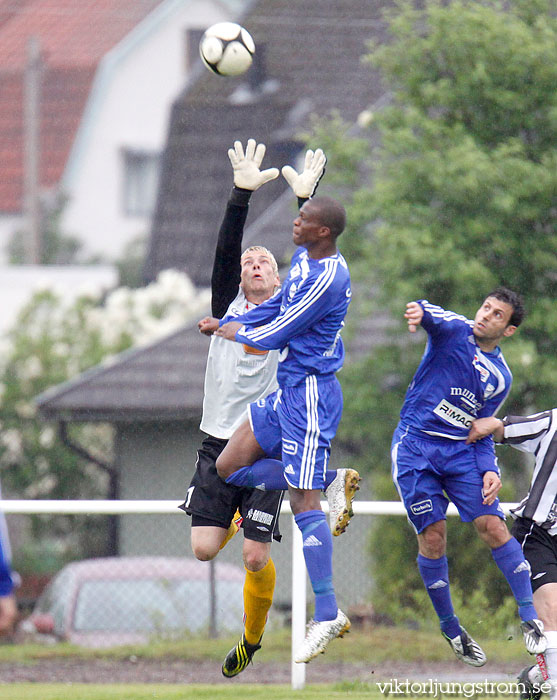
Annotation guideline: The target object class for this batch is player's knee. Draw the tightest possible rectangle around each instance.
[538,589,557,628]
[476,515,509,547]
[0,595,17,635]
[243,545,269,572]
[191,545,216,561]
[419,525,446,558]
[190,537,219,562]
[545,604,557,629]
[420,540,445,558]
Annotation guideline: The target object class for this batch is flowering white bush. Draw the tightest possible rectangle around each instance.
[0,270,210,504]
[86,270,209,350]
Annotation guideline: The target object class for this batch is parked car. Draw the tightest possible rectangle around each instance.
[19,556,245,647]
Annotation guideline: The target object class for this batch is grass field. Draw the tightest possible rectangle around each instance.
[0,626,535,699]
[0,684,371,700]
[0,685,528,700]
[0,625,532,665]
[0,684,370,700]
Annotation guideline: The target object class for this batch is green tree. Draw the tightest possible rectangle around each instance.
[325,0,557,626]
[0,271,209,568]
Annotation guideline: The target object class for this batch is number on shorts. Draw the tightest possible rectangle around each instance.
[184,486,195,508]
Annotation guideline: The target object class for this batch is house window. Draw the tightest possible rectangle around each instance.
[122,149,161,217]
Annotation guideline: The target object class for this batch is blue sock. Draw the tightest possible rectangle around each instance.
[225,459,287,490]
[417,554,460,638]
[226,462,338,492]
[491,538,537,621]
[295,510,337,622]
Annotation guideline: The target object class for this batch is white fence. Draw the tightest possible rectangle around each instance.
[1,499,519,689]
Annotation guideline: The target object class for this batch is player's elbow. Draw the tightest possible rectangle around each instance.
[242,336,275,351]
[215,455,232,481]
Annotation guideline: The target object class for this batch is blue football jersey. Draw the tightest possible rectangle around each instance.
[400,301,513,441]
[221,247,351,387]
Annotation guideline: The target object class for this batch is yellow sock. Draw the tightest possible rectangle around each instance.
[243,558,276,645]
[219,509,243,551]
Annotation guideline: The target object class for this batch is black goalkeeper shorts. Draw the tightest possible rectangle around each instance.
[512,517,557,593]
[181,434,282,543]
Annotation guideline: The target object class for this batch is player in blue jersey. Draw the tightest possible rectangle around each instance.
[392,289,547,665]
[214,193,353,663]
[0,484,17,637]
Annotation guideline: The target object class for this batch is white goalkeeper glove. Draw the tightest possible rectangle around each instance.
[281,148,327,199]
[228,139,279,191]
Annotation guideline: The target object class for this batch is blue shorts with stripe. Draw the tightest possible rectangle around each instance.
[248,375,343,490]
[391,422,505,533]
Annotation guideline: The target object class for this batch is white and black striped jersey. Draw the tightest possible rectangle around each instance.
[505,409,557,534]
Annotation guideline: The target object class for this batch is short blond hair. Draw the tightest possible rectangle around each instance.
[241,245,279,277]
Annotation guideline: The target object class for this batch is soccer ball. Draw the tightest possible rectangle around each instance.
[199,22,255,76]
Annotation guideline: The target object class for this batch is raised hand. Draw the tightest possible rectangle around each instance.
[404,302,424,333]
[281,148,327,198]
[228,139,279,191]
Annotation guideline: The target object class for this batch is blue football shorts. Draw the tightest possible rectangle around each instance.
[248,375,343,490]
[0,537,13,597]
[391,422,505,533]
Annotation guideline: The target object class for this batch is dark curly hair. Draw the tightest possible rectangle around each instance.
[486,287,525,327]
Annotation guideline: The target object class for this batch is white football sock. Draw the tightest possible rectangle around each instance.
[544,630,557,700]
[528,664,544,684]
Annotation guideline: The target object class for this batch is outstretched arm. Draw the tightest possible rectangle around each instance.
[494,411,552,453]
[406,300,471,339]
[211,190,250,318]
[210,140,279,318]
[218,265,344,350]
[221,284,283,326]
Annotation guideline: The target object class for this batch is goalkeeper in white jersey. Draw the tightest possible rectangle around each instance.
[181,140,282,678]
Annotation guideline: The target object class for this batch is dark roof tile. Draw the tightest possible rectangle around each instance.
[145,0,389,286]
[36,320,210,422]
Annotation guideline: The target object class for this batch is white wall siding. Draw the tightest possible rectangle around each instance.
[60,0,240,261]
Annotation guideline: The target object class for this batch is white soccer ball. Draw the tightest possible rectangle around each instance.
[199,22,255,77]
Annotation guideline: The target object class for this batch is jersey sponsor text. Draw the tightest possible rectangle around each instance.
[433,399,475,429]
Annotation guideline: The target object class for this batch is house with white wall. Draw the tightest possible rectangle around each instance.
[0,0,247,264]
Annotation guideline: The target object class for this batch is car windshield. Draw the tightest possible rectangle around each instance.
[73,578,243,633]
